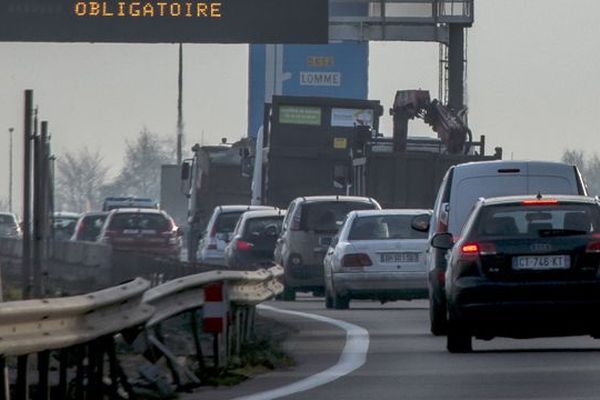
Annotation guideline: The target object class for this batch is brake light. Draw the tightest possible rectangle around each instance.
[521,199,559,206]
[586,234,600,253]
[236,240,254,251]
[341,253,372,267]
[460,242,496,257]
[461,243,479,254]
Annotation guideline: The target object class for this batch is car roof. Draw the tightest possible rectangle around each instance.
[350,209,432,218]
[216,205,275,213]
[240,209,286,219]
[479,194,598,206]
[53,211,81,218]
[454,160,574,174]
[295,195,377,204]
[0,212,16,217]
[80,211,109,217]
[110,208,164,214]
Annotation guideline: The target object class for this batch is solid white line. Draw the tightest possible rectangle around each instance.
[231,304,370,400]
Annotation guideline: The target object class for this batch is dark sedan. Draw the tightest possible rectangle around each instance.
[224,209,285,269]
[432,195,600,353]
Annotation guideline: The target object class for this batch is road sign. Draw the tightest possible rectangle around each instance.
[0,0,328,43]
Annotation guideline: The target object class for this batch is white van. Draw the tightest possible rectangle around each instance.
[423,160,587,335]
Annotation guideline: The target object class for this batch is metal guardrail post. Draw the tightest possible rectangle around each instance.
[37,350,50,400]
[16,355,28,400]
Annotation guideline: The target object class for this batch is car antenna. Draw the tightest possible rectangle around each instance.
[536,192,542,200]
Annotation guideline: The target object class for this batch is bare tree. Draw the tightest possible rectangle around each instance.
[562,149,600,195]
[55,147,109,212]
[109,128,174,200]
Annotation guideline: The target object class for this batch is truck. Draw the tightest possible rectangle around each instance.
[181,139,253,262]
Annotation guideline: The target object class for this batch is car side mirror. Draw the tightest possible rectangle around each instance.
[431,233,454,250]
[176,227,184,237]
[411,214,431,232]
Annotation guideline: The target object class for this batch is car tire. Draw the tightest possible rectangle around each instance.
[333,293,350,310]
[447,308,472,353]
[430,295,448,336]
[325,286,334,309]
[282,284,296,301]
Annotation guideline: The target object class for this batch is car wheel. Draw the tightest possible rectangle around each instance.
[282,284,296,301]
[325,286,334,309]
[446,308,472,353]
[333,293,350,310]
[430,295,448,336]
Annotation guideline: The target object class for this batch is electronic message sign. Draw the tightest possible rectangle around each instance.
[0,0,328,43]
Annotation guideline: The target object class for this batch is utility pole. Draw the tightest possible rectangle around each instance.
[176,43,184,165]
[8,127,13,213]
[22,90,33,299]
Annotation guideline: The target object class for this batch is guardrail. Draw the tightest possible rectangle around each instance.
[0,265,283,399]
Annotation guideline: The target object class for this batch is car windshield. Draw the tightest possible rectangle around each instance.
[349,215,428,241]
[215,212,244,234]
[301,202,377,232]
[110,213,170,231]
[473,203,600,238]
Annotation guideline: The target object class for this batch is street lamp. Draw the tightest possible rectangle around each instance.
[8,127,14,213]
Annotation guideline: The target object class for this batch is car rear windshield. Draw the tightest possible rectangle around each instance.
[349,215,428,241]
[109,213,171,231]
[0,215,14,225]
[79,215,107,240]
[473,203,600,238]
[244,216,284,238]
[301,201,377,232]
[215,212,244,234]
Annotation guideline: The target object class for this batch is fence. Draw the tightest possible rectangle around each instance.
[0,261,283,399]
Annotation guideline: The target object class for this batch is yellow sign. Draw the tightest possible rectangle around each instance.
[73,1,223,18]
[333,137,347,149]
[307,56,334,67]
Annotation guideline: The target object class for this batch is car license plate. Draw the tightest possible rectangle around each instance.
[380,252,419,263]
[512,255,570,270]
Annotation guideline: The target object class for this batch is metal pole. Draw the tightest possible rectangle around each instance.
[32,132,42,298]
[447,24,465,112]
[8,128,13,213]
[22,90,33,300]
[177,43,184,165]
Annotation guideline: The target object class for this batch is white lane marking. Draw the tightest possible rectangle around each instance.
[232,304,370,400]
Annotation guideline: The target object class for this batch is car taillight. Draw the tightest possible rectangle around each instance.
[459,242,496,259]
[210,225,217,238]
[586,234,600,253]
[236,240,254,251]
[341,253,372,267]
[290,210,302,231]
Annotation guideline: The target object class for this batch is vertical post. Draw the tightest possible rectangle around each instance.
[32,130,42,298]
[16,355,28,400]
[0,357,8,400]
[447,24,465,112]
[22,90,33,300]
[176,43,184,165]
[41,123,50,281]
[37,351,50,400]
[8,128,14,213]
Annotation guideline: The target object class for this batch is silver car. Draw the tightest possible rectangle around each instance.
[323,209,431,309]
[0,212,21,238]
[198,205,275,266]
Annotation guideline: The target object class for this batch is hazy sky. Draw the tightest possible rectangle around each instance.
[1,0,599,210]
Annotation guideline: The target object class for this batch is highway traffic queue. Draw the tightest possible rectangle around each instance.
[45,159,600,353]
[193,159,600,353]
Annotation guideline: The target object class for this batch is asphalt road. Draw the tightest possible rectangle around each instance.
[190,296,600,400]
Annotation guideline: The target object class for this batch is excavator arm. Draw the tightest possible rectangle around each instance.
[390,90,470,154]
